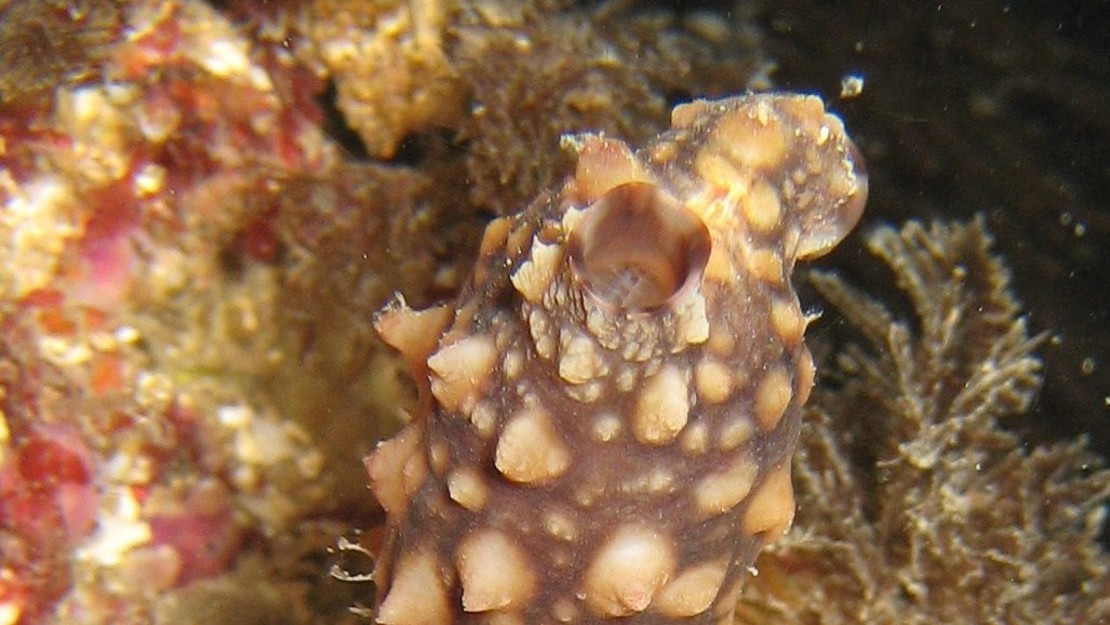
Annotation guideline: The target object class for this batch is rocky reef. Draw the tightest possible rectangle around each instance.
[0,2,1105,625]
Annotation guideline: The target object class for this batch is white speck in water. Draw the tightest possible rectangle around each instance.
[1080,357,1096,376]
[840,74,865,98]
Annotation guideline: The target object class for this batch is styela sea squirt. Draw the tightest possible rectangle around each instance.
[366,93,868,625]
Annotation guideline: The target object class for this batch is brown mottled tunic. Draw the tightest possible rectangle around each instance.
[366,93,867,625]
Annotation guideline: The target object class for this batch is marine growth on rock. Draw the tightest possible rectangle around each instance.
[366,93,868,625]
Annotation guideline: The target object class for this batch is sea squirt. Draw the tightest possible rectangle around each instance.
[366,93,868,625]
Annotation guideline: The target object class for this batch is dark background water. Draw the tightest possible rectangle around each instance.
[745,0,1110,456]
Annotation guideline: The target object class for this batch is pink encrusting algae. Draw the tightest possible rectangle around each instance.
[0,1,338,622]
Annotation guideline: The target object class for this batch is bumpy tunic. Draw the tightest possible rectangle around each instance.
[366,93,868,625]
